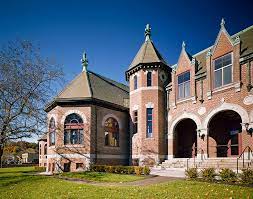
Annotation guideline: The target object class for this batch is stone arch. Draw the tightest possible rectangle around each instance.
[203,102,249,130]
[60,110,87,125]
[102,113,122,129]
[168,112,202,136]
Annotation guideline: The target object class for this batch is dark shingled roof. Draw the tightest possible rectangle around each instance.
[128,39,167,70]
[46,70,129,111]
[191,25,253,78]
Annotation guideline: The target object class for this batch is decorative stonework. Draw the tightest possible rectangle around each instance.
[234,82,241,92]
[159,71,167,83]
[102,113,122,129]
[207,90,212,100]
[167,115,172,122]
[243,95,253,105]
[61,110,87,124]
[233,35,240,46]
[132,105,139,111]
[198,107,206,115]
[206,49,212,58]
[145,102,154,108]
[168,112,202,136]
[203,102,249,128]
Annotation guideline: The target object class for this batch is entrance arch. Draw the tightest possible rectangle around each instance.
[208,110,242,157]
[173,118,197,158]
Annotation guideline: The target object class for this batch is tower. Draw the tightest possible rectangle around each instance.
[126,24,171,166]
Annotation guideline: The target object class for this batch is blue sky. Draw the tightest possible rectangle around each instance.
[1,0,252,86]
[1,0,252,142]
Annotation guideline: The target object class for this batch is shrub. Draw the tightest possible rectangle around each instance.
[240,168,253,184]
[201,168,216,181]
[143,166,150,175]
[219,168,237,182]
[127,166,135,174]
[34,166,46,172]
[134,166,143,175]
[185,168,198,179]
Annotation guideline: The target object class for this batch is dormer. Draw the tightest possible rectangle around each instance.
[206,18,241,95]
[173,42,196,102]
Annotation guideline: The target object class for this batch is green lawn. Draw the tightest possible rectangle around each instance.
[60,171,145,182]
[0,167,252,199]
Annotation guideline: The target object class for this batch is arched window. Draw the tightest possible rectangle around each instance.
[147,71,152,87]
[104,117,119,147]
[64,113,84,145]
[49,118,56,146]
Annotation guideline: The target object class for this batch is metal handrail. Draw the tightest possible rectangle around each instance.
[236,146,253,173]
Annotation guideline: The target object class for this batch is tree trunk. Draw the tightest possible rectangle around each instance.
[0,145,3,168]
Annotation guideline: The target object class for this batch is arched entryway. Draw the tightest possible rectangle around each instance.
[208,110,242,157]
[174,119,197,158]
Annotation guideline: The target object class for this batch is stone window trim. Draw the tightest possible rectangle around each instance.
[101,113,122,129]
[212,52,233,90]
[104,117,120,147]
[176,70,191,100]
[212,82,235,94]
[60,110,87,125]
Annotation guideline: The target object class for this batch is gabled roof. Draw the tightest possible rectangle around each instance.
[192,24,253,78]
[128,39,167,70]
[46,70,129,112]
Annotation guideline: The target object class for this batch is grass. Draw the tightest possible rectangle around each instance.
[60,171,146,182]
[0,167,252,198]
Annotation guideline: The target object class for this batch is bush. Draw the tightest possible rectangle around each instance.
[185,168,198,179]
[34,166,46,172]
[240,169,253,184]
[143,166,150,175]
[134,166,143,175]
[127,166,135,174]
[201,168,216,181]
[89,165,150,176]
[219,168,237,182]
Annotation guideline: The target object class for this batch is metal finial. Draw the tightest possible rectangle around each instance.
[81,51,88,72]
[220,18,225,27]
[182,41,186,49]
[145,24,151,41]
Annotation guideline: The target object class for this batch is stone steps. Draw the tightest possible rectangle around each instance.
[159,158,253,170]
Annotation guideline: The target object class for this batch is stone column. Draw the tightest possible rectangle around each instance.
[206,49,212,100]
[233,36,241,92]
[167,132,174,159]
[196,128,208,159]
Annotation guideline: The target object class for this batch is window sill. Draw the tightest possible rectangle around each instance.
[63,144,85,148]
[176,97,192,104]
[213,83,234,94]
[104,145,120,148]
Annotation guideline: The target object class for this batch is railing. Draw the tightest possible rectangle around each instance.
[237,146,253,173]
[186,147,206,170]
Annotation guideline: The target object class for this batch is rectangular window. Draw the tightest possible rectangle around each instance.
[134,75,138,90]
[147,72,152,87]
[133,111,138,134]
[177,71,190,99]
[214,53,232,88]
[146,108,153,138]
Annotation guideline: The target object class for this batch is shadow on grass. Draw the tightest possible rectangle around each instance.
[0,173,44,188]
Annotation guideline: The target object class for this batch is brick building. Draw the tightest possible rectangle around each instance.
[39,19,253,172]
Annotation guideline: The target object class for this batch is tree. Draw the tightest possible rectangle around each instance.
[0,40,63,167]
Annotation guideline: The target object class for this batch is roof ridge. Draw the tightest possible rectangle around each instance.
[88,70,129,92]
[192,24,253,58]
